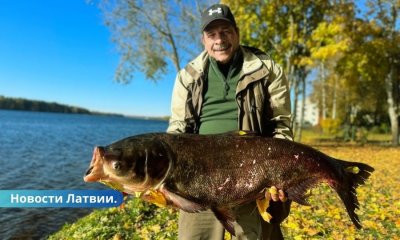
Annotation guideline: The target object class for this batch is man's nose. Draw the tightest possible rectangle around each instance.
[214,32,226,43]
[214,37,223,44]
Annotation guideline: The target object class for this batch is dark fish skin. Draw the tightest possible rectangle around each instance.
[84,132,374,235]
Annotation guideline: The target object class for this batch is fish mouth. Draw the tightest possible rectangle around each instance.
[85,166,94,176]
[83,146,106,182]
[83,169,102,182]
[83,168,104,182]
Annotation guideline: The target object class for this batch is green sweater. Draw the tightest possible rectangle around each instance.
[199,52,243,134]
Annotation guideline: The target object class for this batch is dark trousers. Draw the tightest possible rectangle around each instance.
[178,200,291,240]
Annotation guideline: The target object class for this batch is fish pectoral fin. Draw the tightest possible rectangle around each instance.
[211,207,236,236]
[286,179,317,206]
[99,181,124,192]
[141,190,167,207]
[160,187,206,213]
[256,195,273,222]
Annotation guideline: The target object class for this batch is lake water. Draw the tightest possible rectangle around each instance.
[0,110,168,239]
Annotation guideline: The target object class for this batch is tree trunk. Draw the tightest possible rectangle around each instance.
[320,62,327,119]
[332,75,337,119]
[296,74,306,142]
[386,63,399,146]
[292,73,299,139]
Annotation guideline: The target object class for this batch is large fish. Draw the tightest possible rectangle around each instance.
[84,131,374,235]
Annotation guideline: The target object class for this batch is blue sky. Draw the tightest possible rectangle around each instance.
[0,0,176,117]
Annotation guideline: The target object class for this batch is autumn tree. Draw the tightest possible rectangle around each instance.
[303,1,355,137]
[304,17,351,116]
[336,0,399,145]
[335,19,386,126]
[364,0,400,146]
[95,0,211,83]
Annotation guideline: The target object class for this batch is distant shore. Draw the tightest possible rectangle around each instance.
[0,95,169,121]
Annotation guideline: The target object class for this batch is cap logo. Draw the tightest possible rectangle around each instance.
[208,7,222,16]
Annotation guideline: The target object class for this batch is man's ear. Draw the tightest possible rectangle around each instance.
[201,34,205,46]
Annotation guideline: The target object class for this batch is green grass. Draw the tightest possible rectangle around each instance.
[48,197,178,240]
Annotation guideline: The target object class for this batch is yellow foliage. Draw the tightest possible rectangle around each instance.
[308,20,351,65]
[141,189,168,207]
[112,233,121,240]
[320,118,341,135]
[256,192,273,222]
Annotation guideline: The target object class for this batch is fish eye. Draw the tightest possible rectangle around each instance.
[112,161,121,171]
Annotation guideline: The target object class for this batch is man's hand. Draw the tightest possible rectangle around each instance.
[256,186,288,222]
[268,186,287,202]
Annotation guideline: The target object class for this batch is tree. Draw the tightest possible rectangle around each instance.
[368,0,400,146]
[96,0,210,83]
[356,0,400,145]
[302,1,354,132]
[336,18,388,124]
[307,0,398,144]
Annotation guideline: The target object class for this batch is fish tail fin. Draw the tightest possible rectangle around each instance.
[334,159,374,229]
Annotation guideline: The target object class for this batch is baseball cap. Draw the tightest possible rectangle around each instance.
[201,4,236,31]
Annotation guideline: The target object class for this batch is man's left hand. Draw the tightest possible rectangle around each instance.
[268,186,287,202]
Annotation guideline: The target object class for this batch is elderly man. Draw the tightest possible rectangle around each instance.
[167,3,292,240]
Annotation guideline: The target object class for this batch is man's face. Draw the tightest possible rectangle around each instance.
[202,20,240,64]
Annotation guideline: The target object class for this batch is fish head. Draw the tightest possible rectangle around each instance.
[83,136,172,194]
[83,145,136,192]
